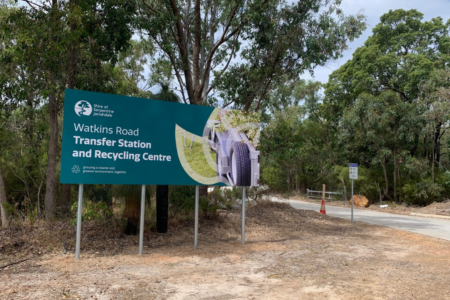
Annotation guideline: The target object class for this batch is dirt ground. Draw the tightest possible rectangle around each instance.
[1,202,450,299]
[291,194,450,217]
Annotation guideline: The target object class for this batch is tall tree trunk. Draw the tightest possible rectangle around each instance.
[44,86,58,218]
[432,135,435,183]
[60,184,71,217]
[44,0,59,219]
[60,24,76,217]
[156,185,168,233]
[199,185,208,199]
[434,122,442,167]
[381,157,393,201]
[393,151,397,203]
[340,178,346,202]
[105,184,113,212]
[123,194,141,235]
[0,165,8,228]
[397,162,401,203]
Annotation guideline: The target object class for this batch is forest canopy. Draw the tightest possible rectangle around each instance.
[0,1,449,228]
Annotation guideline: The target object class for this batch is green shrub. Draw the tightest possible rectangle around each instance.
[70,201,111,224]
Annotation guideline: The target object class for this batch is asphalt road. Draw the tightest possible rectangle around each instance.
[280,198,450,241]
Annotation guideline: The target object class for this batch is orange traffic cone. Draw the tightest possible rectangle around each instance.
[320,199,326,215]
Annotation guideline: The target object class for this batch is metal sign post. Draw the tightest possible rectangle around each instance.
[241,187,246,245]
[75,184,84,259]
[138,185,146,255]
[194,185,199,250]
[349,163,358,224]
[351,180,354,223]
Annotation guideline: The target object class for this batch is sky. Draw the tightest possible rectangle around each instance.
[302,0,450,84]
[131,0,450,96]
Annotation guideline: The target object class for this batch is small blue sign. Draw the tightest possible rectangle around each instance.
[349,163,358,167]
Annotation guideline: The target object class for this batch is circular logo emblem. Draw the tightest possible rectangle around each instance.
[71,165,80,174]
[74,100,92,117]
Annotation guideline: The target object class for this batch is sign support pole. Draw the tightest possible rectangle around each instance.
[351,180,354,224]
[241,187,246,245]
[194,185,199,250]
[75,184,83,259]
[139,185,146,255]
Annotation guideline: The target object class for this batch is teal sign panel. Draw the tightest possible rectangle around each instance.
[61,89,261,186]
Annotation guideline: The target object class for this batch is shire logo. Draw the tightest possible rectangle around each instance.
[74,100,92,117]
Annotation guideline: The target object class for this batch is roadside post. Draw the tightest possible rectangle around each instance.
[322,184,325,201]
[138,185,146,255]
[194,185,199,250]
[75,184,83,260]
[349,163,358,224]
[241,187,246,244]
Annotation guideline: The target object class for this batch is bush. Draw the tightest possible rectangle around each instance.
[70,201,111,224]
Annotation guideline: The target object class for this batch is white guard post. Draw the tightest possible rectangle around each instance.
[241,186,246,244]
[194,185,199,250]
[139,185,146,255]
[75,184,83,259]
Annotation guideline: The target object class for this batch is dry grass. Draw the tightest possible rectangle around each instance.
[0,202,349,263]
[2,202,450,299]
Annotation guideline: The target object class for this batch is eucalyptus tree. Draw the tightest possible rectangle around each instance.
[324,9,450,158]
[1,0,136,217]
[321,9,450,202]
[340,91,423,201]
[137,0,366,109]
[152,82,180,233]
[0,103,10,227]
[418,68,450,183]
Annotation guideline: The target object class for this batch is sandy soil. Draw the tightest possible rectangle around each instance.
[1,202,450,299]
[291,194,450,217]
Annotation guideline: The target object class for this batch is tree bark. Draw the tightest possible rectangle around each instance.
[0,165,8,228]
[432,134,435,183]
[125,217,139,235]
[381,157,393,201]
[192,0,201,103]
[168,0,195,103]
[44,0,59,219]
[434,122,442,167]
[60,15,77,217]
[393,151,397,203]
[156,185,168,233]
[60,185,71,217]
[123,194,141,235]
[44,86,58,218]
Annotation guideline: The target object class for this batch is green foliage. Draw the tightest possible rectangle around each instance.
[261,9,450,206]
[28,206,37,227]
[261,105,333,193]
[152,82,181,103]
[70,201,111,224]
[169,186,241,219]
[216,110,260,149]
[1,202,14,216]
[169,186,196,214]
